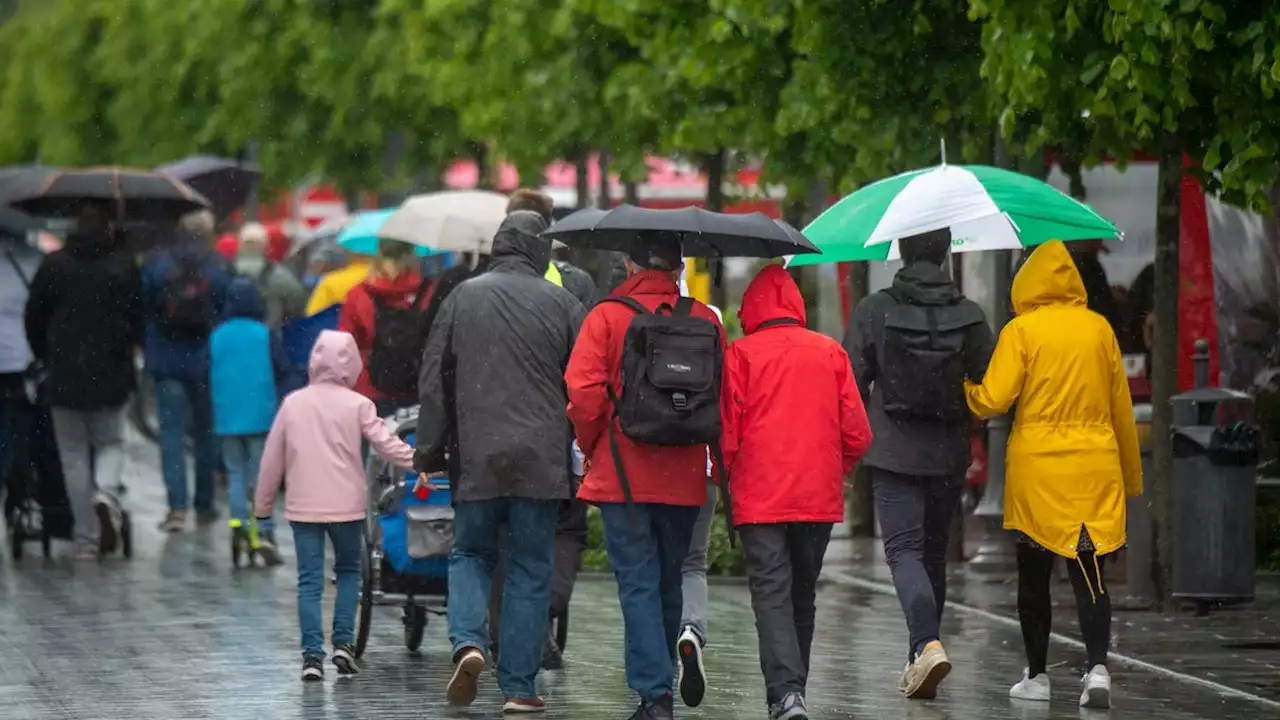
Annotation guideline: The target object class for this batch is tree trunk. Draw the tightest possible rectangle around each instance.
[573,153,590,210]
[1149,134,1182,608]
[624,180,639,205]
[597,152,611,210]
[473,143,492,190]
[704,149,728,308]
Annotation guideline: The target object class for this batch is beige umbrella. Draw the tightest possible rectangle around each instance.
[378,190,510,254]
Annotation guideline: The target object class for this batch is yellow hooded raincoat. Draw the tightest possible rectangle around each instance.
[965,241,1143,559]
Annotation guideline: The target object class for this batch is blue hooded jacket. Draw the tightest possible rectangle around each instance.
[141,236,233,381]
[209,277,290,436]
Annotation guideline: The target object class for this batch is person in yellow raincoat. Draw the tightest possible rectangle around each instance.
[964,240,1142,710]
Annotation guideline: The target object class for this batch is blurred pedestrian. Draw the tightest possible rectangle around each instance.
[844,229,992,699]
[254,330,415,682]
[415,211,583,713]
[142,209,232,532]
[23,201,142,559]
[305,250,372,317]
[210,277,291,566]
[338,239,433,415]
[0,228,41,500]
[964,240,1142,710]
[241,223,307,329]
[722,265,872,720]
[566,233,723,720]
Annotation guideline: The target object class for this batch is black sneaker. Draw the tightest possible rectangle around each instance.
[332,644,359,675]
[628,693,674,720]
[676,625,706,707]
[769,692,808,720]
[301,656,324,682]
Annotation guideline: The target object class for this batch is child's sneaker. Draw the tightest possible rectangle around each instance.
[93,492,121,554]
[332,644,359,675]
[253,527,283,566]
[301,655,324,682]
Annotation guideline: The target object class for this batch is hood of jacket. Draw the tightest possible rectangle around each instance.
[224,276,265,320]
[308,330,362,388]
[891,261,960,306]
[1011,240,1087,315]
[489,211,551,276]
[740,264,806,334]
[63,229,114,260]
[363,269,424,299]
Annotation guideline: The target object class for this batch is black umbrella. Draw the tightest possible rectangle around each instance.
[541,204,821,258]
[157,155,260,221]
[0,166,211,223]
[0,206,39,239]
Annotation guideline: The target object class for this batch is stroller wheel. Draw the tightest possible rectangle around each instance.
[404,605,427,652]
[554,608,569,652]
[41,531,51,559]
[355,546,375,658]
[120,517,133,559]
[9,525,22,561]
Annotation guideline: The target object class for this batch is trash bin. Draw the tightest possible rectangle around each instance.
[1171,386,1262,612]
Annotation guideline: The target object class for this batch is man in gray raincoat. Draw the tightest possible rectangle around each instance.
[414,210,584,712]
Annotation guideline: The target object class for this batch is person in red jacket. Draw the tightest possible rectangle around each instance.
[337,240,432,415]
[721,265,872,720]
[566,233,723,720]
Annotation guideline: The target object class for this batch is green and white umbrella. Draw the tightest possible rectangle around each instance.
[787,163,1120,265]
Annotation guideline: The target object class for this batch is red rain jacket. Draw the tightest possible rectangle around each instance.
[567,271,725,507]
[337,270,433,401]
[721,265,872,525]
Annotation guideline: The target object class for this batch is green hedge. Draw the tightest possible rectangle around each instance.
[581,503,745,576]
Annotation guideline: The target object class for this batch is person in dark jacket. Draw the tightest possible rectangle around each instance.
[141,210,233,532]
[724,265,873,720]
[414,210,585,713]
[843,229,992,699]
[23,202,143,559]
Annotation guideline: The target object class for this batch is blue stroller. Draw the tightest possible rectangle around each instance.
[354,407,452,658]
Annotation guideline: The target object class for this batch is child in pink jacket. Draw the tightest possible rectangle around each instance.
[255,329,415,682]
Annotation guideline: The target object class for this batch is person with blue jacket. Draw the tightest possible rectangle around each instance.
[141,211,233,533]
[210,277,290,565]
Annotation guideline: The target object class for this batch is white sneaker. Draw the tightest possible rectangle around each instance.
[1009,669,1051,702]
[1079,665,1111,708]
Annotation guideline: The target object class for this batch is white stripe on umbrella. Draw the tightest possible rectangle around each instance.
[867,165,1013,246]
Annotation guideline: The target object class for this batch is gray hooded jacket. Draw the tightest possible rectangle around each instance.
[415,211,586,502]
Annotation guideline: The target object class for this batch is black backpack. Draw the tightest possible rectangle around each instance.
[156,252,215,341]
[876,289,985,422]
[367,280,433,398]
[603,296,735,542]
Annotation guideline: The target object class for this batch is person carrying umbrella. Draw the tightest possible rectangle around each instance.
[305,251,372,317]
[565,233,724,720]
[964,240,1141,710]
[843,229,993,699]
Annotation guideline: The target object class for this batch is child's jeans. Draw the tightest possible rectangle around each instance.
[292,520,363,659]
[222,434,274,534]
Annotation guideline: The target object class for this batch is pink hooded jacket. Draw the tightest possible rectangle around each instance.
[254,330,415,523]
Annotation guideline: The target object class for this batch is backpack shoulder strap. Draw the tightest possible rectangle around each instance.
[600,296,648,315]
[411,276,433,308]
[673,296,695,317]
[3,247,31,290]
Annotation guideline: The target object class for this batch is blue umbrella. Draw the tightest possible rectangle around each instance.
[336,209,440,257]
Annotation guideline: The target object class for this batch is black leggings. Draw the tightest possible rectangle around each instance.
[1016,543,1111,676]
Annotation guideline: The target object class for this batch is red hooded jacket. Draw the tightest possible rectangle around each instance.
[722,265,872,525]
[567,270,725,507]
[338,270,433,401]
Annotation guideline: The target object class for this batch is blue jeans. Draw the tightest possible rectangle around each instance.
[221,435,272,534]
[292,520,363,659]
[449,498,558,698]
[598,502,701,702]
[155,377,217,516]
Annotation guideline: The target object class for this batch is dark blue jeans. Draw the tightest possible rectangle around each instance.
[292,520,363,659]
[872,469,964,661]
[598,501,701,702]
[155,377,217,516]
[449,498,559,699]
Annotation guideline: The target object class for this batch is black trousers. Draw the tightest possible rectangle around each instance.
[1016,543,1111,676]
[740,522,833,705]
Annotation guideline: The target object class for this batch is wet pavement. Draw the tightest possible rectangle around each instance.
[2,433,1277,719]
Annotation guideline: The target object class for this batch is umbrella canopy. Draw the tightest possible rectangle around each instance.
[0,166,211,223]
[157,155,260,221]
[337,209,440,257]
[543,204,821,258]
[378,190,510,254]
[0,206,39,239]
[788,164,1120,265]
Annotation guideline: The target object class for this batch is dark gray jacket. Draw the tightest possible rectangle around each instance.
[415,212,585,502]
[843,262,993,477]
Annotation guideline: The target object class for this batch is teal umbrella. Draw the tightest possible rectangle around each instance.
[336,209,440,257]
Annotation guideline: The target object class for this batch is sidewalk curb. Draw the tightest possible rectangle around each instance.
[823,569,1280,711]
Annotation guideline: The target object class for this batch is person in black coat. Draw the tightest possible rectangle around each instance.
[23,202,143,559]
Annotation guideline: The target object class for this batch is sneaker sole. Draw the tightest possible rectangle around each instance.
[677,636,706,708]
[332,653,359,675]
[1081,685,1111,709]
[502,702,547,714]
[256,545,283,566]
[906,658,952,700]
[447,653,485,706]
[301,668,324,682]
[95,502,119,554]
